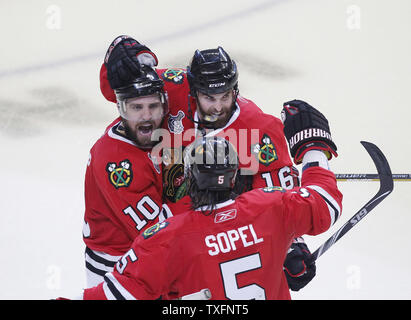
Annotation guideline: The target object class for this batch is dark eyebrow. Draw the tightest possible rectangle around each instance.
[128,103,143,108]
[128,102,161,107]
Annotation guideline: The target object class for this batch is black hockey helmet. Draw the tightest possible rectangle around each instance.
[115,65,166,101]
[187,46,239,96]
[184,136,239,191]
[114,65,168,120]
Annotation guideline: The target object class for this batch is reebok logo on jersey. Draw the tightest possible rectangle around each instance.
[214,209,237,224]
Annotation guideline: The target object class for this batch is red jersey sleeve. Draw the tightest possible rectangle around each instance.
[280,166,343,238]
[99,64,191,106]
[231,99,298,191]
[83,219,182,300]
[84,131,164,255]
[252,113,296,189]
[100,63,117,103]
[95,155,162,231]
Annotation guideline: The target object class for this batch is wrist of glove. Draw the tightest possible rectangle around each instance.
[104,35,158,89]
[281,99,337,164]
[283,237,316,291]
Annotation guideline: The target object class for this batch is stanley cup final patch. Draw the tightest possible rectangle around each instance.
[168,110,185,134]
[252,134,278,166]
[106,159,133,189]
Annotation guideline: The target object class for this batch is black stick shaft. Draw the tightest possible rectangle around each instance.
[336,174,410,181]
[312,141,394,261]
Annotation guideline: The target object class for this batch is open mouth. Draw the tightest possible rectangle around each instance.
[138,124,154,136]
[203,113,221,122]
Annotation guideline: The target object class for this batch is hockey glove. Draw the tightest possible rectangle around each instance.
[104,35,158,89]
[281,99,337,164]
[283,238,316,291]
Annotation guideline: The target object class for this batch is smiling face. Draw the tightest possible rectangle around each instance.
[120,94,165,148]
[196,90,235,128]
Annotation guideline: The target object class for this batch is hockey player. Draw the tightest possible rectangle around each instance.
[82,65,169,287]
[99,35,330,291]
[80,101,342,300]
[100,37,298,198]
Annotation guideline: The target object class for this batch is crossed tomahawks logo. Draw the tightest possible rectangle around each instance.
[106,159,133,189]
[252,134,278,166]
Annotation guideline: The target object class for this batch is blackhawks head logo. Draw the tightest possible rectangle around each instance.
[252,134,278,166]
[106,159,133,189]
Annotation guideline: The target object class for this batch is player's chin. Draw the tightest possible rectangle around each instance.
[135,132,155,147]
[135,125,162,147]
[213,114,230,128]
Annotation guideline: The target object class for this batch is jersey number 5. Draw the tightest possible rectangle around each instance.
[219,253,266,300]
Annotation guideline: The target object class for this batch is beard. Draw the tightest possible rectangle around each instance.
[197,103,235,129]
[123,120,159,149]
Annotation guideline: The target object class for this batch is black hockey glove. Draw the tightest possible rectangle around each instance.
[281,99,337,164]
[104,35,158,89]
[283,238,316,291]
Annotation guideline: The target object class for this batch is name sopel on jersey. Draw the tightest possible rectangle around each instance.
[205,224,263,256]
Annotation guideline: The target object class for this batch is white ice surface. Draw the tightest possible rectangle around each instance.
[0,0,410,299]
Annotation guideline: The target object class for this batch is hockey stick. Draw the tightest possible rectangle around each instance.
[312,141,394,261]
[336,173,410,181]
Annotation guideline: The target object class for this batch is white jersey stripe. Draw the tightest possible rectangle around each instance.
[85,253,116,274]
[306,185,341,227]
[85,247,123,288]
[86,247,122,265]
[104,273,137,300]
[103,282,117,300]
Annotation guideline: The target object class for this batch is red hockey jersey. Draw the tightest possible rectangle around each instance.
[100,65,298,210]
[82,166,342,300]
[83,118,164,257]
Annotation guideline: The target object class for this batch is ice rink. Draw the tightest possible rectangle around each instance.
[0,0,410,299]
